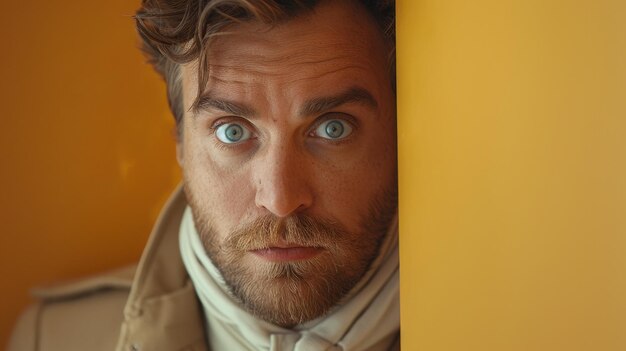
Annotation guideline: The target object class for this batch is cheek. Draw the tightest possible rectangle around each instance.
[312,135,396,230]
[183,137,257,236]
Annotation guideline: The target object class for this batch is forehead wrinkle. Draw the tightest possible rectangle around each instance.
[208,61,373,85]
[206,73,252,86]
[208,36,370,70]
[278,64,373,85]
[202,63,379,115]
[209,54,356,71]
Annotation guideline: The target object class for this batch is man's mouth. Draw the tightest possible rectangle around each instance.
[250,243,324,262]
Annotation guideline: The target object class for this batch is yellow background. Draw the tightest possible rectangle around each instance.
[0,0,179,347]
[2,0,625,349]
[398,0,626,350]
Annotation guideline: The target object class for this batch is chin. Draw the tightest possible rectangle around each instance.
[221,254,364,327]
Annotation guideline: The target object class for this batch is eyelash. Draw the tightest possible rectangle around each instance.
[309,114,358,143]
[209,118,255,151]
[209,113,358,149]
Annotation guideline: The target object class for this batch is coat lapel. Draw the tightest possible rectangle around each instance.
[115,185,209,351]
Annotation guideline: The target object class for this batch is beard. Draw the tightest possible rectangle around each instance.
[184,183,397,328]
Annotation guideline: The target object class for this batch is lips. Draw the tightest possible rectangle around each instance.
[250,245,323,262]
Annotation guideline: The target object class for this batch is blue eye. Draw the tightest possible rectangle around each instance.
[215,123,252,143]
[315,119,353,140]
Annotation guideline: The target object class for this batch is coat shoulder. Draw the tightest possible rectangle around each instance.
[8,265,136,351]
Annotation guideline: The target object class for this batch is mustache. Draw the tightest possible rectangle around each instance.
[223,214,351,252]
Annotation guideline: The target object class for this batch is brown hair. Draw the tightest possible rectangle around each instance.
[135,0,395,137]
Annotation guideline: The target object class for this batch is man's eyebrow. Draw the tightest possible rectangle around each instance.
[192,93,257,118]
[299,87,378,117]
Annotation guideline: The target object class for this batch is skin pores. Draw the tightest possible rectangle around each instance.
[179,0,397,327]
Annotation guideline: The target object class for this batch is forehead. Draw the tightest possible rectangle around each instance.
[183,1,391,103]
[210,1,385,67]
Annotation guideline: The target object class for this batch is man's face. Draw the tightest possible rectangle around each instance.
[179,0,397,327]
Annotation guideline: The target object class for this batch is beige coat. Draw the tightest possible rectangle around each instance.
[8,186,400,351]
[8,186,208,351]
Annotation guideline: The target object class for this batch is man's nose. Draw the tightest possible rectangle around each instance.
[254,143,313,218]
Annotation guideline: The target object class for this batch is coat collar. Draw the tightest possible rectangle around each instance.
[116,185,209,351]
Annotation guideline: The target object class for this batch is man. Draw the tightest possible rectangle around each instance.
[9,0,398,350]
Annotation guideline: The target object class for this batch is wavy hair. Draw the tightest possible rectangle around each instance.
[135,0,395,137]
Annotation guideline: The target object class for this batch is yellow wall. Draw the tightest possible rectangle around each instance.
[398,0,626,350]
[0,1,180,347]
[3,0,625,349]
